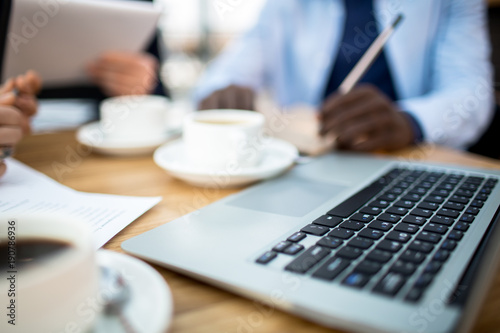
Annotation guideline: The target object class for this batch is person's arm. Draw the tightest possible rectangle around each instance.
[397,0,493,150]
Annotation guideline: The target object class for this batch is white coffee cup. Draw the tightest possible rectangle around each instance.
[183,110,265,170]
[100,95,170,143]
[0,214,101,333]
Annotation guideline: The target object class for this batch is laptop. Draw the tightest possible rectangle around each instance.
[122,152,500,333]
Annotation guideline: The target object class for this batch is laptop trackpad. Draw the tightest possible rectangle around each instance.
[227,176,347,217]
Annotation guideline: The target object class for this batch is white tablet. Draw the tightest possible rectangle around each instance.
[2,0,161,87]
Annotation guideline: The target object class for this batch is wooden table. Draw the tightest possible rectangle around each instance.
[14,131,500,333]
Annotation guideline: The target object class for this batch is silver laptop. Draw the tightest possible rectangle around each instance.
[122,153,500,333]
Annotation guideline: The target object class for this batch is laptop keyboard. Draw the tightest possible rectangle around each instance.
[255,167,498,302]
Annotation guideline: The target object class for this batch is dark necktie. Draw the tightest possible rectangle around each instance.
[323,0,398,101]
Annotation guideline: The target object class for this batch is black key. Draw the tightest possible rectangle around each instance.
[378,213,401,223]
[443,201,465,211]
[414,273,434,288]
[416,231,442,244]
[317,236,343,249]
[431,189,450,197]
[327,181,385,218]
[358,228,384,240]
[466,176,484,184]
[433,250,450,262]
[455,189,474,198]
[394,223,420,234]
[391,260,417,276]
[419,181,433,189]
[448,230,464,241]
[425,195,445,204]
[368,220,393,232]
[430,215,454,226]
[312,257,350,281]
[409,240,434,253]
[312,215,343,228]
[395,200,415,209]
[417,201,440,211]
[405,288,424,302]
[256,251,277,264]
[366,249,393,263]
[454,222,469,232]
[436,183,455,191]
[437,208,460,218]
[373,273,406,296]
[285,246,330,274]
[343,272,370,288]
[385,231,411,243]
[423,223,448,235]
[329,228,355,240]
[351,213,374,223]
[402,194,421,202]
[450,195,470,204]
[301,224,330,236]
[424,261,442,274]
[410,208,433,218]
[355,260,382,275]
[388,187,405,195]
[287,232,307,243]
[409,187,428,195]
[370,200,390,208]
[386,207,409,216]
[337,246,363,260]
[479,187,492,194]
[441,239,457,251]
[284,243,304,255]
[348,237,374,250]
[378,193,398,202]
[475,193,489,201]
[377,240,403,253]
[403,215,427,226]
[397,181,411,189]
[470,200,484,208]
[360,206,383,215]
[459,214,475,223]
[465,206,480,215]
[340,220,365,231]
[400,250,426,264]
[273,241,292,252]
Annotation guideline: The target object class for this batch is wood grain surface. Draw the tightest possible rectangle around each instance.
[13,131,500,333]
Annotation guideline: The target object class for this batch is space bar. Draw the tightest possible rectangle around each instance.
[327,182,385,218]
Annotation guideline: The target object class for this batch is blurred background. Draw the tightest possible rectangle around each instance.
[156,0,265,101]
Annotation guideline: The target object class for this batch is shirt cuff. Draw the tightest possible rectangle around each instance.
[402,111,424,144]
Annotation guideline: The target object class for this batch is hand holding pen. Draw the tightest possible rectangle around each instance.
[319,15,415,152]
[0,70,41,175]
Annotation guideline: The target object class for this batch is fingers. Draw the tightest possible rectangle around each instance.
[14,94,38,117]
[0,106,27,141]
[88,51,158,96]
[0,92,16,106]
[198,85,255,110]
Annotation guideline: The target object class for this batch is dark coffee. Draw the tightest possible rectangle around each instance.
[0,239,73,271]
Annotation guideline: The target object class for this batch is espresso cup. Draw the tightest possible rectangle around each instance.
[183,110,265,170]
[100,95,170,144]
[0,214,100,333]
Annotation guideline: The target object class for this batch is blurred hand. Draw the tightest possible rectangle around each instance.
[198,84,255,111]
[0,105,26,176]
[0,70,42,134]
[319,84,414,152]
[87,51,158,97]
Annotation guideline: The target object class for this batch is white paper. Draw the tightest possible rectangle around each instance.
[3,0,162,86]
[31,99,98,133]
[0,159,161,248]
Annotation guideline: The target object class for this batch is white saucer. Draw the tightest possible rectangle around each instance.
[153,138,299,188]
[76,122,180,156]
[93,250,173,333]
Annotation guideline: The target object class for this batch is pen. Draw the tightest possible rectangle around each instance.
[338,14,404,95]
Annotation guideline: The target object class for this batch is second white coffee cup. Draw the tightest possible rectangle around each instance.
[183,110,265,170]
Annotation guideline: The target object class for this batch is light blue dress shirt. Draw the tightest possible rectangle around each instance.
[195,0,494,149]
